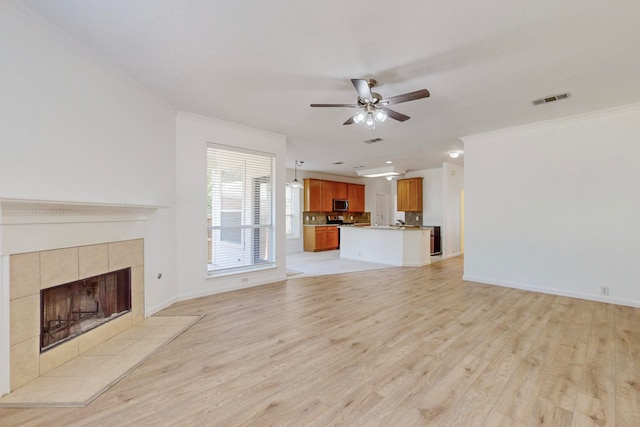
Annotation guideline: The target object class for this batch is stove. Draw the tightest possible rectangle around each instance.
[327,215,355,226]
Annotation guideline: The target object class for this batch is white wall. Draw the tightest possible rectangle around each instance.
[463,104,640,307]
[0,2,178,314]
[419,168,444,226]
[442,162,464,258]
[176,112,287,299]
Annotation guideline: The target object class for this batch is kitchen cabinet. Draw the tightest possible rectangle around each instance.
[304,179,333,212]
[332,182,348,199]
[347,184,365,212]
[303,226,339,251]
[397,177,423,212]
[304,179,365,212]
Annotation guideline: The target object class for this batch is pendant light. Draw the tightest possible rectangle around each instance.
[290,160,304,188]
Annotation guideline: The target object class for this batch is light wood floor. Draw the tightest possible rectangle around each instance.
[2,257,639,426]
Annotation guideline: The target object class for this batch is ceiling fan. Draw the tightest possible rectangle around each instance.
[310,79,430,129]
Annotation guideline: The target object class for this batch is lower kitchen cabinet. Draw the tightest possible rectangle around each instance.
[304,226,339,251]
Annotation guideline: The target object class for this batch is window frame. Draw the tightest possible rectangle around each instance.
[206,143,276,276]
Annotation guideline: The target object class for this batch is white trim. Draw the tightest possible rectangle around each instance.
[462,275,640,308]
[461,102,640,143]
[0,256,10,396]
[145,297,179,317]
[0,198,164,226]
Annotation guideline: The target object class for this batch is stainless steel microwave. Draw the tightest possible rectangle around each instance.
[333,199,349,211]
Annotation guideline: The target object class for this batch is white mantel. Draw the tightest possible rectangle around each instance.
[0,198,164,255]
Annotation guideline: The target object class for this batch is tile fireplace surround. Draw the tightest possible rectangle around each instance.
[0,198,162,396]
[10,239,144,391]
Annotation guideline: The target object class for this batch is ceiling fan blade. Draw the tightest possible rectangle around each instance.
[380,89,430,105]
[343,116,355,125]
[310,103,359,108]
[379,106,410,122]
[351,79,374,103]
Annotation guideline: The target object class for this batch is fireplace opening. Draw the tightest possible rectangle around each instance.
[40,268,131,352]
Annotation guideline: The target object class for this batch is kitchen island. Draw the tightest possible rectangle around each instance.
[339,226,432,267]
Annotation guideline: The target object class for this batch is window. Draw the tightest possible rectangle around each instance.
[285,185,301,239]
[207,144,275,274]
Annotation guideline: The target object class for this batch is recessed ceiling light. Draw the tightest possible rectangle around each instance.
[356,166,406,178]
[386,160,393,164]
[449,151,463,159]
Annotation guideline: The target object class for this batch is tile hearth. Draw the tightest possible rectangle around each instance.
[0,315,200,408]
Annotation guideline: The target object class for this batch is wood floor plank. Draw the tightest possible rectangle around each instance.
[1,256,639,426]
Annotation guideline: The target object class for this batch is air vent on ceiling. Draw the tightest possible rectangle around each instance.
[333,161,344,165]
[363,138,383,144]
[531,92,571,106]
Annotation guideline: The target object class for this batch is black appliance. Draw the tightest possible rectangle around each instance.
[332,199,349,212]
[426,225,442,255]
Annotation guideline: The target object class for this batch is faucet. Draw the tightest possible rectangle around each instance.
[375,212,384,226]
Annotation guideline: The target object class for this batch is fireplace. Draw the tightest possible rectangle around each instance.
[40,268,132,352]
[0,198,160,396]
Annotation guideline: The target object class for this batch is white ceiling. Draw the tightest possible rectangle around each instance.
[23,0,640,176]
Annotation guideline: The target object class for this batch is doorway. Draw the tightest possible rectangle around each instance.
[374,194,388,226]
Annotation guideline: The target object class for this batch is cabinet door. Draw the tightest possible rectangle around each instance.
[348,184,365,212]
[304,179,322,211]
[315,226,328,250]
[397,178,423,211]
[327,226,339,249]
[320,180,333,212]
[408,179,418,211]
[332,182,348,199]
[397,180,408,211]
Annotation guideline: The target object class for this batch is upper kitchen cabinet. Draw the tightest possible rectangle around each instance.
[332,182,348,200]
[304,178,333,212]
[304,179,365,212]
[397,177,423,212]
[348,184,365,212]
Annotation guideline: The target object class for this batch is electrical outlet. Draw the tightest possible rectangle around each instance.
[601,286,610,296]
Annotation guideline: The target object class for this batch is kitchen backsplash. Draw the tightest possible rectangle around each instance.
[403,211,423,226]
[303,212,371,225]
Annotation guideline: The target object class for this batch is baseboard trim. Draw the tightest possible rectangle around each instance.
[462,275,640,308]
[177,274,288,302]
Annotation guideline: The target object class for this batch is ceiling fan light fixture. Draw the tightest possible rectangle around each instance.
[353,110,366,124]
[374,109,388,122]
[365,112,375,129]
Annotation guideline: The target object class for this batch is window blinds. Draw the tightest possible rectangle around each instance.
[207,143,275,273]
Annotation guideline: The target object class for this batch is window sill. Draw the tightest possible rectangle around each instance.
[206,263,276,279]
